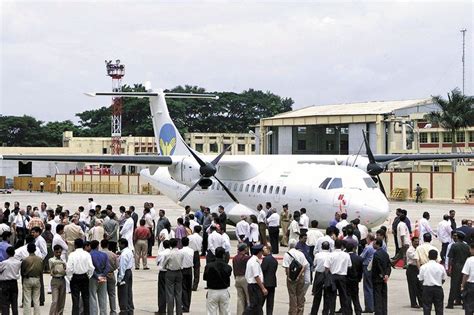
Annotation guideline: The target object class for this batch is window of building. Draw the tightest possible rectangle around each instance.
[209,136,217,140]
[251,185,255,193]
[269,186,273,194]
[251,144,256,152]
[457,132,465,143]
[102,148,107,154]
[209,143,218,152]
[257,185,261,193]
[319,177,332,189]
[430,132,439,143]
[238,144,245,152]
[275,186,280,194]
[470,131,474,142]
[238,137,245,140]
[297,140,306,150]
[297,127,306,134]
[419,133,428,143]
[328,178,343,189]
[263,185,267,193]
[195,143,204,152]
[443,132,452,143]
[282,186,287,195]
[326,127,335,135]
[326,141,334,151]
[224,137,231,140]
[340,127,349,134]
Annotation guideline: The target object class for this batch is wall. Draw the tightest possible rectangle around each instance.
[277,127,293,154]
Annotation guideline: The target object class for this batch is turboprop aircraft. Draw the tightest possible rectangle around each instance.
[2,87,473,228]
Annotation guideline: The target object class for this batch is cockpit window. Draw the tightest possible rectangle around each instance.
[328,178,343,189]
[363,177,378,188]
[319,177,332,189]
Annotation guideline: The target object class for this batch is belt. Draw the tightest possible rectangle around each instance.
[24,276,40,279]
[168,269,182,272]
[52,276,65,279]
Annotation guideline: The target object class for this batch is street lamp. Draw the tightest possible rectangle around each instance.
[249,130,273,154]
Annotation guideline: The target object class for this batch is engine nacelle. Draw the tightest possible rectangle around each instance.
[341,155,370,174]
[168,156,202,186]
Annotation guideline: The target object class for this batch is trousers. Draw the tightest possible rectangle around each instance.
[464,282,474,315]
[234,276,249,315]
[192,251,200,291]
[166,270,183,315]
[258,223,267,245]
[327,274,351,315]
[422,285,443,315]
[406,265,423,307]
[287,276,305,315]
[448,265,463,306]
[362,265,374,312]
[134,239,148,268]
[263,287,275,315]
[206,289,230,315]
[268,227,279,254]
[347,279,363,315]
[157,271,167,314]
[71,273,89,315]
[373,281,388,315]
[0,279,18,315]
[89,278,108,315]
[117,269,134,315]
[310,272,325,315]
[50,277,66,315]
[181,267,192,312]
[106,272,117,315]
[245,283,263,315]
[23,277,41,315]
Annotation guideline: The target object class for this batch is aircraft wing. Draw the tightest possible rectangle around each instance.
[0,154,174,166]
[374,153,474,163]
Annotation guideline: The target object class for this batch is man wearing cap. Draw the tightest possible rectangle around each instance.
[244,244,267,315]
[233,243,250,315]
[280,204,291,247]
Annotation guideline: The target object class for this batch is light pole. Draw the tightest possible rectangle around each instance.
[249,130,273,154]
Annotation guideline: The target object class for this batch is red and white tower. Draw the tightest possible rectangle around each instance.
[105,59,125,155]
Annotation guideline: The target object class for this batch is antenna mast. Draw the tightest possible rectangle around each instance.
[105,60,125,155]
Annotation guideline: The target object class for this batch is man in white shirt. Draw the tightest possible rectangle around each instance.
[310,241,331,315]
[299,208,309,235]
[257,204,268,245]
[119,211,134,251]
[86,198,97,212]
[236,215,250,244]
[188,226,203,291]
[415,233,440,268]
[324,239,352,315]
[31,226,47,305]
[461,243,474,315]
[314,227,336,255]
[180,237,194,312]
[418,250,446,314]
[335,213,349,234]
[406,236,423,308]
[66,238,95,315]
[117,238,135,315]
[283,239,308,315]
[437,214,452,262]
[418,212,437,243]
[391,215,410,265]
[289,211,301,244]
[306,220,324,264]
[156,240,171,314]
[206,225,225,263]
[267,209,280,254]
[245,244,267,314]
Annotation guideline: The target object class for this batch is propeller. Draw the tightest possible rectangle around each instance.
[179,143,239,203]
[361,131,390,196]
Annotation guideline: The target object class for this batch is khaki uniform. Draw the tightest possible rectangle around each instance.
[280,211,292,246]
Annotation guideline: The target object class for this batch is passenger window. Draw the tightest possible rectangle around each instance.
[257,185,261,193]
[251,185,255,193]
[328,178,343,189]
[319,177,332,189]
[217,184,221,191]
[245,184,249,192]
[269,186,273,194]
[233,183,238,191]
[282,186,287,195]
[239,184,243,192]
[275,186,280,194]
[263,185,267,193]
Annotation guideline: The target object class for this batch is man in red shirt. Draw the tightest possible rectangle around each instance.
[133,219,151,270]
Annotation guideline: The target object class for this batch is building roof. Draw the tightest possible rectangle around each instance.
[264,98,432,119]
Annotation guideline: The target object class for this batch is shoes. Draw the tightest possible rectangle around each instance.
[135,267,140,270]
[446,305,454,309]
[410,305,420,309]
[361,310,373,313]
[144,267,150,270]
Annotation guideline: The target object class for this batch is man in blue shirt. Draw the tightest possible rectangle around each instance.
[0,232,12,262]
[88,240,109,315]
[360,234,376,313]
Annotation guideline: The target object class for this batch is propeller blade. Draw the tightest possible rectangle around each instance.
[377,174,387,197]
[182,141,206,167]
[213,176,239,203]
[379,156,402,169]
[211,144,231,166]
[362,131,376,163]
[179,176,204,202]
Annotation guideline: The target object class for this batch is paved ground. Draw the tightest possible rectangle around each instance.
[2,191,472,314]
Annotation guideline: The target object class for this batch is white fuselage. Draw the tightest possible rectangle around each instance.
[140,154,389,228]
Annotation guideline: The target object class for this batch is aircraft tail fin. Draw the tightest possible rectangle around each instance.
[86,87,218,156]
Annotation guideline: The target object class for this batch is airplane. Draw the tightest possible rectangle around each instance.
[2,86,473,228]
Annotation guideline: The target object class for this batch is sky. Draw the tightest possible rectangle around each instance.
[1,1,472,123]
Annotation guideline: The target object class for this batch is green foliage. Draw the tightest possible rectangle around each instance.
[424,88,474,151]
[1,85,294,146]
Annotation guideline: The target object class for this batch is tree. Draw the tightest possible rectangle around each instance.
[0,115,48,147]
[42,120,80,146]
[424,88,474,152]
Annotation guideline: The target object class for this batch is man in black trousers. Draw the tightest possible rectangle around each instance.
[346,242,363,315]
[261,244,278,315]
[418,250,446,314]
[371,239,391,315]
[405,236,423,308]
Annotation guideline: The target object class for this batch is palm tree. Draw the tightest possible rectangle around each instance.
[424,88,474,153]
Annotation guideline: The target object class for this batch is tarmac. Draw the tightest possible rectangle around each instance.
[2,191,472,314]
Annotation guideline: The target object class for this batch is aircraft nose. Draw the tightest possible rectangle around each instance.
[354,190,390,227]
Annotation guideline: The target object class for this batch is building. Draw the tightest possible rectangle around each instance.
[257,98,474,158]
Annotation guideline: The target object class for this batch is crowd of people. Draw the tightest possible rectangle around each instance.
[0,198,473,315]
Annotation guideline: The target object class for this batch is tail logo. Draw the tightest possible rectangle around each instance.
[159,123,177,155]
